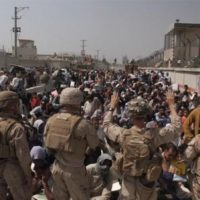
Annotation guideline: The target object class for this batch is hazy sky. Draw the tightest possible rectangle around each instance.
[0,0,200,62]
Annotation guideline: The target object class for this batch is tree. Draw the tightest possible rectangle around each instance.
[113,58,117,65]
[122,56,129,65]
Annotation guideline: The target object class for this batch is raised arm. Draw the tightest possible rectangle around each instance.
[103,93,125,145]
[153,90,181,147]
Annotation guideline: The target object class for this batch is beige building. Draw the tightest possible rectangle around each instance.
[12,39,37,59]
[164,23,200,64]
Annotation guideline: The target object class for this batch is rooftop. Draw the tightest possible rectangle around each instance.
[18,39,34,42]
[166,23,200,34]
[174,23,200,29]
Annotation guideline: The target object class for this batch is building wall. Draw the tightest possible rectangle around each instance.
[164,48,174,61]
[0,53,70,71]
[17,46,37,59]
[19,40,34,48]
[12,40,37,59]
[164,26,200,62]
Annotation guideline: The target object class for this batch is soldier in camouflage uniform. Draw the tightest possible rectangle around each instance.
[103,91,181,200]
[44,87,99,200]
[185,134,200,200]
[0,91,32,200]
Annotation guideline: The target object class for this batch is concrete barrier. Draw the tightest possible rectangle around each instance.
[26,79,54,94]
[26,85,45,94]
[142,67,200,93]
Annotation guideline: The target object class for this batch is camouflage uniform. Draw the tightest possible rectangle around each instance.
[44,88,99,200]
[184,135,200,200]
[0,91,32,200]
[183,106,200,141]
[103,98,181,200]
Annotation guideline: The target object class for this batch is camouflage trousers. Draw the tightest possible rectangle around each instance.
[190,176,200,200]
[52,161,90,200]
[120,175,157,200]
[0,161,32,200]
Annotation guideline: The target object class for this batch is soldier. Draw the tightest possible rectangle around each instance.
[183,105,200,143]
[44,87,99,200]
[103,91,181,200]
[0,91,32,200]
[184,134,200,200]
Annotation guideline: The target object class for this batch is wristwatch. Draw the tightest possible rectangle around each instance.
[108,107,114,112]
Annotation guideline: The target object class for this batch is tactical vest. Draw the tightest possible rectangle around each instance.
[0,119,16,158]
[122,128,151,176]
[122,128,162,181]
[44,113,82,152]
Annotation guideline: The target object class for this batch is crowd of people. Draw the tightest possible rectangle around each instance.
[0,66,200,200]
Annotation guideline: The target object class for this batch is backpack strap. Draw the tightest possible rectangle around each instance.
[0,119,17,158]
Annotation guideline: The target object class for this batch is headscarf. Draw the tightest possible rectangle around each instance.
[96,153,112,185]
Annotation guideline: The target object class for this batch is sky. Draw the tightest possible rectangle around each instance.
[0,0,200,62]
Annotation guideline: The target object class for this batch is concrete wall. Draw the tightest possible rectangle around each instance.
[167,70,199,90]
[0,53,18,68]
[143,67,200,92]
[0,53,70,71]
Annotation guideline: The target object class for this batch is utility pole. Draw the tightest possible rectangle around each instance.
[81,39,86,57]
[12,6,29,58]
[96,50,100,60]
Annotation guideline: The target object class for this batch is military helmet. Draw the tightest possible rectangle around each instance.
[0,91,19,108]
[127,97,151,118]
[60,87,83,106]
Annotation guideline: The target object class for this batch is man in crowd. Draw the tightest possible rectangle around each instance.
[10,71,25,93]
[183,101,200,143]
[87,153,114,200]
[44,87,99,200]
[0,91,32,200]
[0,71,8,91]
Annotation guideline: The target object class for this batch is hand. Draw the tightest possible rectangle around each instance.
[166,90,175,105]
[110,93,120,109]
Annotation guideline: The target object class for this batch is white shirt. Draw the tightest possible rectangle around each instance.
[10,77,20,89]
[83,101,93,118]
[0,75,8,90]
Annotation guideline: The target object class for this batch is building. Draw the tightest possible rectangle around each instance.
[164,22,200,65]
[12,39,37,59]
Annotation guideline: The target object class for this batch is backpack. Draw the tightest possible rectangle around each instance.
[120,127,162,182]
[122,127,151,176]
[44,113,82,152]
